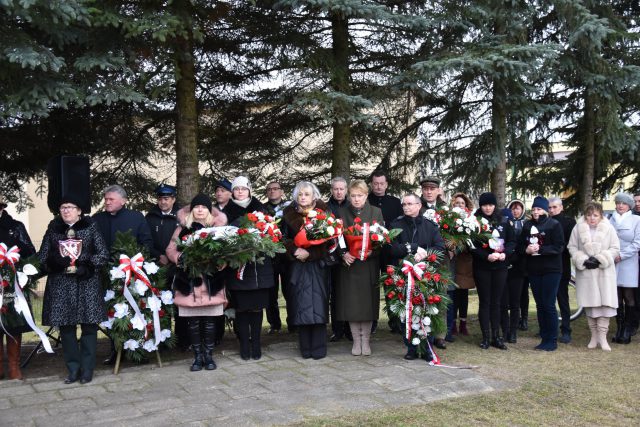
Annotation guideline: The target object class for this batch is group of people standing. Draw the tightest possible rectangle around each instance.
[1,176,639,383]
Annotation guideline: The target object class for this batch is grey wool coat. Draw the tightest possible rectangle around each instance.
[39,217,109,326]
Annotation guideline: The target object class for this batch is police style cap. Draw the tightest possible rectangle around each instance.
[419,176,441,187]
[155,184,177,197]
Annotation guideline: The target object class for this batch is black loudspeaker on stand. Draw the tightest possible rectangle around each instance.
[47,155,91,214]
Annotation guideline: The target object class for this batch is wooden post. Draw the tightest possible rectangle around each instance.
[156,350,163,368]
[113,348,122,375]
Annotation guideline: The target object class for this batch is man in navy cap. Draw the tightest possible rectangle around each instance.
[214,178,233,213]
[146,184,179,266]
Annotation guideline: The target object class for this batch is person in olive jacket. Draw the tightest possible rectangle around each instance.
[224,176,275,361]
[518,196,565,351]
[470,193,516,350]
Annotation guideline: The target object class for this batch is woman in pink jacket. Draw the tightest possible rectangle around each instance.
[166,194,228,371]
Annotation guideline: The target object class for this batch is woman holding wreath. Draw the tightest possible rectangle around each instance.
[166,193,228,371]
[281,181,332,359]
[336,179,385,356]
[39,196,109,384]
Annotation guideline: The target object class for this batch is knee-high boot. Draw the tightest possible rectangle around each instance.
[202,318,217,370]
[349,323,362,356]
[620,308,634,344]
[596,317,611,351]
[361,321,373,356]
[249,311,263,360]
[188,318,203,371]
[7,334,23,380]
[586,317,598,349]
[612,307,624,343]
[235,311,251,360]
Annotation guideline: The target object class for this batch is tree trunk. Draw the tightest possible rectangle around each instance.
[490,80,507,207]
[329,11,351,179]
[174,10,199,206]
[581,92,596,209]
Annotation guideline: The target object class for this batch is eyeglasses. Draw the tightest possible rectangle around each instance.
[267,187,281,191]
[401,202,419,206]
[60,205,79,211]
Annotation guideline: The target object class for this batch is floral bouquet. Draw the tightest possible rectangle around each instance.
[241,211,283,243]
[343,217,401,261]
[102,233,175,364]
[381,250,451,358]
[293,208,343,248]
[177,225,238,278]
[488,229,505,253]
[424,206,492,254]
[0,244,52,352]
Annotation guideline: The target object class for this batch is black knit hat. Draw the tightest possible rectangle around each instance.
[190,193,212,211]
[59,194,84,213]
[478,192,497,207]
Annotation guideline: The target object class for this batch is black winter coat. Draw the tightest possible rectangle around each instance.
[367,193,403,228]
[281,201,331,325]
[0,210,35,257]
[388,215,446,267]
[39,217,109,326]
[145,205,179,261]
[470,210,516,271]
[327,196,350,219]
[224,197,275,291]
[93,207,153,252]
[518,215,565,275]
[551,212,576,280]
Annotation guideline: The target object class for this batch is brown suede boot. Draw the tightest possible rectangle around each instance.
[7,335,23,380]
[350,323,362,356]
[361,321,373,356]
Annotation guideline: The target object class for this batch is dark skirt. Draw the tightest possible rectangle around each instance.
[230,289,269,312]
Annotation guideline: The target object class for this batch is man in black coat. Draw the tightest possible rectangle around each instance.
[367,171,402,228]
[145,184,179,265]
[548,197,576,344]
[93,184,153,365]
[388,193,446,360]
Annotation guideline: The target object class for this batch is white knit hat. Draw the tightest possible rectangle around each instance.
[231,176,251,191]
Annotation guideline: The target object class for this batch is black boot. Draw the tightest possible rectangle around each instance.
[491,331,507,350]
[628,307,638,337]
[507,330,517,344]
[249,311,263,360]
[518,317,528,331]
[203,319,217,370]
[188,318,203,371]
[235,312,251,360]
[613,307,624,343]
[479,330,490,349]
[620,309,634,344]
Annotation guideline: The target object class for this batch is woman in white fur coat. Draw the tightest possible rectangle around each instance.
[568,202,620,351]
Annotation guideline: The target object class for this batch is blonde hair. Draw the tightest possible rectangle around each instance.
[451,192,474,210]
[348,179,369,195]
[185,211,215,229]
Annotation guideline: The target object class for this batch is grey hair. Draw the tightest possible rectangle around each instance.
[292,181,321,201]
[402,193,422,204]
[103,184,127,199]
[330,176,347,186]
[548,197,562,206]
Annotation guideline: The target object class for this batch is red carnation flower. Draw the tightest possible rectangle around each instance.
[396,278,405,286]
[317,213,327,220]
[146,323,153,331]
[482,243,489,248]
[256,221,266,230]
[107,309,115,318]
[428,254,437,262]
[427,296,435,304]
[354,217,362,223]
[247,213,258,222]
[411,295,423,305]
[159,309,166,318]
[1,280,9,288]
[398,293,405,301]
[386,291,395,299]
[425,272,432,280]
[433,273,441,282]
[199,231,208,239]
[433,295,442,303]
[386,266,395,275]
[139,300,146,309]
[443,224,449,229]
[384,278,394,286]
[371,234,380,241]
[0,306,8,314]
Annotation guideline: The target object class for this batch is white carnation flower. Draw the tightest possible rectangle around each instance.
[22,263,38,276]
[326,226,335,236]
[124,339,139,351]
[100,318,114,329]
[143,340,157,352]
[104,289,115,302]
[110,267,125,281]
[134,279,148,296]
[160,329,172,342]
[130,315,146,331]
[160,290,173,305]
[411,337,421,345]
[114,303,129,319]
[143,262,160,275]
[422,317,431,326]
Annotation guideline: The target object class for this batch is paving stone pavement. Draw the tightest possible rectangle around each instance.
[1,338,503,426]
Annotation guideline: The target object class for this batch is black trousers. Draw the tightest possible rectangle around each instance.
[266,270,285,330]
[519,277,530,320]
[298,324,327,359]
[474,268,508,334]
[501,272,524,335]
[60,323,98,376]
[556,272,572,334]
[454,288,469,318]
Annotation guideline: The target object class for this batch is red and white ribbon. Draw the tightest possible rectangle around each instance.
[359,223,370,261]
[0,243,53,353]
[118,253,151,338]
[401,260,426,341]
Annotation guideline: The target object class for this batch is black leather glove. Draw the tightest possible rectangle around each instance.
[75,261,94,280]
[47,251,72,273]
[583,258,599,269]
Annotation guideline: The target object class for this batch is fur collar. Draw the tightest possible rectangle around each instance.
[576,217,611,256]
[51,215,93,234]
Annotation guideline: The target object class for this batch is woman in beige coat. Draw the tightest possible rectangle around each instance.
[567,202,620,351]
